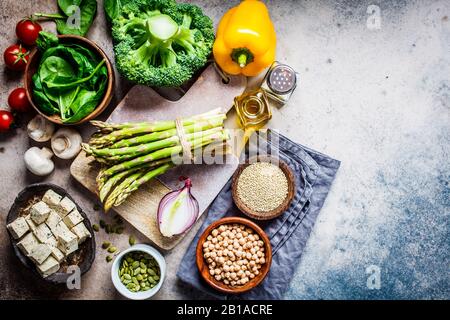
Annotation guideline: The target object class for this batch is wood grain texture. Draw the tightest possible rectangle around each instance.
[196,217,272,294]
[70,65,246,250]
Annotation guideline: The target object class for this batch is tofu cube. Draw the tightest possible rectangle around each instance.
[37,256,60,278]
[50,246,65,262]
[45,210,61,233]
[56,222,78,255]
[63,209,84,229]
[57,197,76,218]
[24,214,38,232]
[30,201,51,224]
[44,234,58,247]
[71,223,91,244]
[17,232,39,256]
[33,223,53,243]
[42,189,62,209]
[28,243,52,265]
[7,217,30,239]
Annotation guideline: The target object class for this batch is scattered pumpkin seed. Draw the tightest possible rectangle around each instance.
[106,255,113,262]
[99,219,106,228]
[92,224,100,232]
[102,241,111,249]
[129,235,136,246]
[108,246,117,253]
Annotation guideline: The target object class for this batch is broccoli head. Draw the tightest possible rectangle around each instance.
[112,0,214,87]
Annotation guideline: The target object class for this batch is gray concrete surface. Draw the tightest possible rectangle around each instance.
[0,0,449,299]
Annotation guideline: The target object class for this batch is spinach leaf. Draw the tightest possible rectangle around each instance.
[56,0,97,36]
[104,0,122,22]
[58,0,83,16]
[36,31,59,52]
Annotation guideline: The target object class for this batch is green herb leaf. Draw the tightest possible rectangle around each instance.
[56,0,97,36]
[104,0,122,22]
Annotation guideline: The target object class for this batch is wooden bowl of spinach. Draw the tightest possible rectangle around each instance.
[24,33,114,125]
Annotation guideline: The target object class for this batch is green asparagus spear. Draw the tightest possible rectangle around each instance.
[97,130,229,182]
[104,171,147,211]
[114,163,175,207]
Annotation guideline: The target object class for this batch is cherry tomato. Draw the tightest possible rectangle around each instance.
[8,88,31,113]
[0,110,14,132]
[4,44,30,71]
[16,19,42,46]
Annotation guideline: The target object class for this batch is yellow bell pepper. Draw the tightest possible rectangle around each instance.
[213,0,276,77]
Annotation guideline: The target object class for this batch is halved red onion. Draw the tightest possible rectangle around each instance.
[157,177,199,237]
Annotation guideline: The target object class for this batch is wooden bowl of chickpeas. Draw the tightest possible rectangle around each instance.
[196,217,272,294]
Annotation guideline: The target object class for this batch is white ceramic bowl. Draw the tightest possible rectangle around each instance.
[111,244,166,300]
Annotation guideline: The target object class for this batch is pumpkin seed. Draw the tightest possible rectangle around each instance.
[108,246,117,253]
[92,224,100,232]
[129,235,136,246]
[102,242,111,249]
[123,274,131,280]
[106,255,112,262]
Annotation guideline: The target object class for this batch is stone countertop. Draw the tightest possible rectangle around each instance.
[0,0,448,299]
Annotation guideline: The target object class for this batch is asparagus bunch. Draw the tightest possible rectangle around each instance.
[82,109,229,211]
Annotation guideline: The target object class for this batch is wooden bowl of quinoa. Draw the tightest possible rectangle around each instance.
[231,155,295,220]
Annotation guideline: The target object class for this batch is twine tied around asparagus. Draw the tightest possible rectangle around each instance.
[175,117,193,164]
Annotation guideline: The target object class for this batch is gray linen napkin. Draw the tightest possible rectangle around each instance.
[177,130,340,299]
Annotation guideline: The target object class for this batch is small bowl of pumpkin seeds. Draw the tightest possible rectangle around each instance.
[111,244,166,300]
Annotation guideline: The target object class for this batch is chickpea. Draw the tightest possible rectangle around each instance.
[250,248,256,255]
[234,265,241,271]
[243,231,249,237]
[236,279,241,285]
[204,247,210,253]
[236,250,243,258]
[245,270,251,276]
[259,257,266,264]
[236,260,243,266]
[214,268,221,275]
[215,274,222,281]
[248,235,255,242]
[249,260,256,267]
[238,238,246,246]
[217,235,223,241]
[208,244,214,250]
[209,269,215,276]
[224,279,229,285]
[218,257,225,265]
[210,261,216,268]
[246,253,252,260]
[227,245,233,251]
[223,265,230,272]
[210,252,217,259]
[219,225,226,232]
[212,229,219,237]
[225,272,230,278]
[203,242,209,248]
[229,233,235,240]
[207,258,213,264]
[207,235,213,241]
[229,265,235,272]
[249,274,255,279]
[252,266,258,273]
[231,281,236,286]
[258,240,264,247]
[211,238,218,244]
[241,265,247,271]
[226,260,232,266]
[252,254,258,261]
[255,270,260,275]
[230,272,237,280]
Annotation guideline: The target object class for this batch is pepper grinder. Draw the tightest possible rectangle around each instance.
[260,61,299,106]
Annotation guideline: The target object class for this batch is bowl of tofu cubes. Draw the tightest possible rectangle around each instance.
[6,183,95,283]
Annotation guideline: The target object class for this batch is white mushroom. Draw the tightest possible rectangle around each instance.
[24,147,54,176]
[27,115,55,142]
[51,128,82,159]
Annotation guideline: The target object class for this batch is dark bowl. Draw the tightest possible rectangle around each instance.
[6,183,96,285]
[24,35,114,125]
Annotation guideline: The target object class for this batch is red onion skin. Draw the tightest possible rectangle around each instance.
[157,178,199,237]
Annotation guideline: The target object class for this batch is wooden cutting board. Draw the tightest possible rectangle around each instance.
[70,65,246,250]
